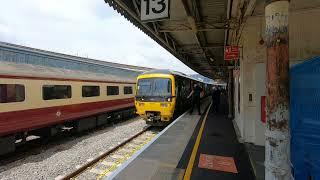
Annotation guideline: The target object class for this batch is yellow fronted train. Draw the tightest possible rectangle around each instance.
[135,70,212,126]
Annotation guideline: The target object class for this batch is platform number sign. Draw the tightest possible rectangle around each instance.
[141,0,170,22]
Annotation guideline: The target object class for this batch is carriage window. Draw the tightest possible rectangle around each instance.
[124,86,133,94]
[0,84,25,103]
[82,86,100,97]
[107,86,119,96]
[43,85,71,100]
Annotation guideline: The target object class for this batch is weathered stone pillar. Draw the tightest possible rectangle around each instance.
[265,0,290,179]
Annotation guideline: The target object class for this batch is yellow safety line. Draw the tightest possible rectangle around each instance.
[184,102,212,180]
[96,133,156,180]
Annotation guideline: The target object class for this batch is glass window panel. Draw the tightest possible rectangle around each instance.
[0,84,25,103]
[82,86,100,97]
[137,78,171,97]
[107,86,119,96]
[43,85,72,100]
[124,86,133,94]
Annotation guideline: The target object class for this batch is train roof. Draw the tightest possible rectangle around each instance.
[0,61,136,83]
[0,41,152,72]
[0,41,152,80]
[142,69,207,83]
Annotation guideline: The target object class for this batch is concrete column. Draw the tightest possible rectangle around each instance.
[228,68,233,119]
[265,0,291,180]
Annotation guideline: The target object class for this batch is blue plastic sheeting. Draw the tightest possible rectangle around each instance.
[290,56,320,180]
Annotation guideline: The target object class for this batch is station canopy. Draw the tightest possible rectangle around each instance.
[104,0,231,80]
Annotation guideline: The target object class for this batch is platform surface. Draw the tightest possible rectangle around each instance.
[107,98,255,180]
[185,112,255,180]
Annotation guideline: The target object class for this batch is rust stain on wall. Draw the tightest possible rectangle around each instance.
[268,117,288,131]
[266,44,289,110]
[265,1,289,131]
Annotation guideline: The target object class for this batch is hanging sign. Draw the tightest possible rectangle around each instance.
[141,0,170,22]
[224,46,239,61]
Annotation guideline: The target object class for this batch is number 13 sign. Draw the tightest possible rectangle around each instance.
[141,0,170,22]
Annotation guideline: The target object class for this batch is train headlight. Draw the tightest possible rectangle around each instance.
[160,103,168,108]
[166,97,172,102]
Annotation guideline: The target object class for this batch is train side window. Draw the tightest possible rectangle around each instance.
[107,86,119,96]
[124,86,133,95]
[0,84,25,103]
[82,86,100,97]
[43,85,71,100]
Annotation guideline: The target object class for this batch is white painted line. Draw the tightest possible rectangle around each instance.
[90,168,104,174]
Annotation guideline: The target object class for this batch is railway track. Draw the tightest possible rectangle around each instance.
[60,126,161,180]
[0,117,136,165]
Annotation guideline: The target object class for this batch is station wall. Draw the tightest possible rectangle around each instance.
[234,2,320,146]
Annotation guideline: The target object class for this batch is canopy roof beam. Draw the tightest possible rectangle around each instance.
[158,19,232,32]
[181,0,211,61]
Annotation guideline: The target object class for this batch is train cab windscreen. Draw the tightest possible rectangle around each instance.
[136,78,172,101]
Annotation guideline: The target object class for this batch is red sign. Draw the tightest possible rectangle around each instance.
[224,46,239,60]
[198,154,238,173]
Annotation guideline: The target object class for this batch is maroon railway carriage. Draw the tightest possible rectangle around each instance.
[0,62,137,155]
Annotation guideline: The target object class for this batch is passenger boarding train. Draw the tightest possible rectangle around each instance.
[0,62,136,155]
[135,70,212,126]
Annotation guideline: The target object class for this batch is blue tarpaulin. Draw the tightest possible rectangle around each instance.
[290,56,320,180]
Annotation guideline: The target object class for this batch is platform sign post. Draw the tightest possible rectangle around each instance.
[141,0,170,22]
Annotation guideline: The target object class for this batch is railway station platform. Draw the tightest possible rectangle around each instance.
[106,98,256,180]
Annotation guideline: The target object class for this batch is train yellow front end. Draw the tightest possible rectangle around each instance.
[135,73,176,126]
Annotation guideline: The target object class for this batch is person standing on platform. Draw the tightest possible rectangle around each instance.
[187,83,203,115]
[212,86,221,114]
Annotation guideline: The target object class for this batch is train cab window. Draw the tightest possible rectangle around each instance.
[124,86,133,95]
[137,78,172,97]
[82,86,100,97]
[0,84,25,103]
[107,86,119,96]
[43,85,71,100]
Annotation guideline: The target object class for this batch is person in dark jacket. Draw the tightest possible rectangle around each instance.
[212,86,221,113]
[187,83,203,115]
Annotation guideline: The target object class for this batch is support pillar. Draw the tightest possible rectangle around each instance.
[265,0,290,179]
[228,68,233,119]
